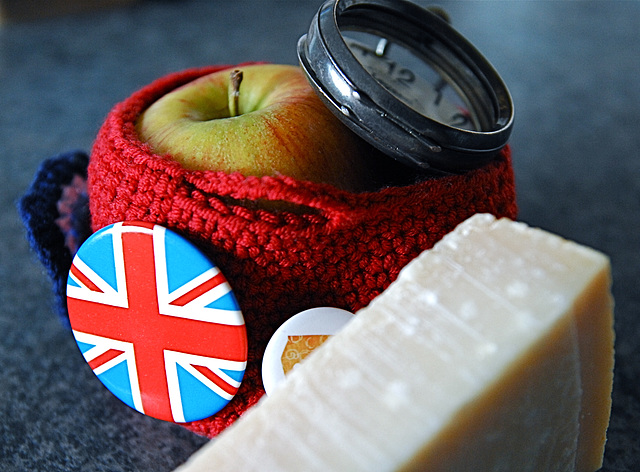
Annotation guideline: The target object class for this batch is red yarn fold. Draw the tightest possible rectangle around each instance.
[88,63,517,437]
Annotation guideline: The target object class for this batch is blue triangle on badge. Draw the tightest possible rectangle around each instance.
[97,360,136,411]
[67,276,81,288]
[221,368,245,383]
[79,229,118,292]
[164,230,215,294]
[176,364,230,422]
[206,291,240,311]
[76,340,96,355]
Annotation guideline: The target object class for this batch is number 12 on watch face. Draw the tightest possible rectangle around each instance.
[345,36,477,131]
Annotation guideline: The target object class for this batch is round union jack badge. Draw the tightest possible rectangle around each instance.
[67,221,248,423]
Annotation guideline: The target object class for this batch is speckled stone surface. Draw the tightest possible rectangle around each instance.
[1,1,638,470]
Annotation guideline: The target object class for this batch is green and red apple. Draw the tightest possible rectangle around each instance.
[135,64,380,193]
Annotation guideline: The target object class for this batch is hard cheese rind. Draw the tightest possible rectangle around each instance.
[174,214,614,472]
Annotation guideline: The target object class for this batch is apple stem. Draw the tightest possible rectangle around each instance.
[229,69,243,117]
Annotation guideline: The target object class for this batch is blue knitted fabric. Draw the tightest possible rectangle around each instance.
[18,150,91,328]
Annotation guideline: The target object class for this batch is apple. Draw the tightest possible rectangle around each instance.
[135,64,383,194]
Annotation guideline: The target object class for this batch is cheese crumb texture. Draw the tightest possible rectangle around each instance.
[175,214,614,472]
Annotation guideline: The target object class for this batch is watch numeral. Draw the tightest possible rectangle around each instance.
[395,67,415,86]
[348,42,416,88]
[434,79,447,106]
[450,112,471,127]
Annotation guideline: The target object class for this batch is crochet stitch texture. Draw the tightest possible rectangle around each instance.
[19,150,91,327]
[87,64,516,437]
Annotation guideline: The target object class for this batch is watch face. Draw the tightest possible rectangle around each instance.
[343,31,481,132]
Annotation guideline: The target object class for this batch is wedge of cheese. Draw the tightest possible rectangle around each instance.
[174,214,614,472]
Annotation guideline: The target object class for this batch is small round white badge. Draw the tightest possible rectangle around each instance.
[261,307,354,396]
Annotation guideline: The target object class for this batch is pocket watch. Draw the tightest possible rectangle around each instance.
[298,0,514,173]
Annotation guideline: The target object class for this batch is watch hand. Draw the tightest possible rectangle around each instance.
[375,38,389,57]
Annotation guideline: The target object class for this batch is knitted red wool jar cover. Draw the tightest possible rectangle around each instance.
[88,63,517,437]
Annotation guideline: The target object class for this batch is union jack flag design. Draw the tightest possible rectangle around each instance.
[67,221,248,423]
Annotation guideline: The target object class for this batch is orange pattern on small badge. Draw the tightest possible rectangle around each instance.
[280,335,330,374]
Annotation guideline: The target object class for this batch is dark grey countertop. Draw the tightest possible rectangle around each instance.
[1,1,638,470]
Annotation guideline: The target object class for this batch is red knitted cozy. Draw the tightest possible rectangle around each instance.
[88,63,517,437]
